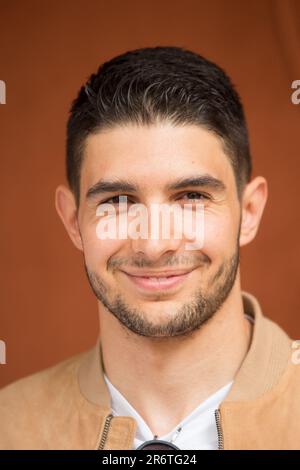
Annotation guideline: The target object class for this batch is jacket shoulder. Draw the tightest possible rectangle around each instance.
[0,350,88,449]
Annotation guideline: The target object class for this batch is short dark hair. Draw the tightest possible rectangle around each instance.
[66,46,252,207]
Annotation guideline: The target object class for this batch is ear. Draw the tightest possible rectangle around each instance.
[55,184,83,251]
[239,176,268,247]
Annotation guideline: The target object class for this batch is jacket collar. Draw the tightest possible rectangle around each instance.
[223,291,291,402]
[82,290,292,449]
[93,290,291,408]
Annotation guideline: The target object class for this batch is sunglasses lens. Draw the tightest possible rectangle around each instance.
[136,439,180,450]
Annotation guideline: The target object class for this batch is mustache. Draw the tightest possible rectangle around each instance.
[108,253,210,270]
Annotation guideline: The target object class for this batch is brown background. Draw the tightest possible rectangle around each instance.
[0,0,299,389]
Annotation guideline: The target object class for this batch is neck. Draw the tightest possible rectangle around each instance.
[79,276,253,437]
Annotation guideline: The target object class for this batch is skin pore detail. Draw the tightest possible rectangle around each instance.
[55,122,267,437]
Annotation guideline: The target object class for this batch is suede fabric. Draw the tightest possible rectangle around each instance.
[0,291,299,450]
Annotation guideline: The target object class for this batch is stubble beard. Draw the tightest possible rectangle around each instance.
[83,246,240,340]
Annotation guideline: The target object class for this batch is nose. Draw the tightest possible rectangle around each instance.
[130,234,183,262]
[129,204,185,261]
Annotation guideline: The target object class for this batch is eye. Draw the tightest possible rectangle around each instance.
[98,195,133,205]
[180,191,210,201]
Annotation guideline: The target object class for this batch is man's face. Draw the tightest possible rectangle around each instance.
[77,123,242,338]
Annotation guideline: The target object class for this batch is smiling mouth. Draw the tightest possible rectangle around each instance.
[120,269,194,292]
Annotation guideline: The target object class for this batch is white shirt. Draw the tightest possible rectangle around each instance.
[104,373,233,450]
[103,314,253,450]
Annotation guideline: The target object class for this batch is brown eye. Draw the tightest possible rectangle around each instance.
[182,192,209,201]
[100,195,132,205]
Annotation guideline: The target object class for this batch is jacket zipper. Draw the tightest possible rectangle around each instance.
[214,409,224,450]
[99,410,223,450]
[97,413,114,450]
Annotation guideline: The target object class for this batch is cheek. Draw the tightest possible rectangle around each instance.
[81,224,126,269]
[201,212,236,258]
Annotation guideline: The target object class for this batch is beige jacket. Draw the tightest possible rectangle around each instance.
[0,291,299,450]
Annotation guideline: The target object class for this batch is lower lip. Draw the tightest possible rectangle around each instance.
[121,271,191,292]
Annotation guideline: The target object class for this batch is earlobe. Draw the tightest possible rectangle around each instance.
[55,185,83,251]
[239,176,268,247]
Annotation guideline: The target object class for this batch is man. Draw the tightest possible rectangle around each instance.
[0,46,299,450]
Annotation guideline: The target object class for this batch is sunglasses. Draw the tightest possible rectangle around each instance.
[136,439,180,450]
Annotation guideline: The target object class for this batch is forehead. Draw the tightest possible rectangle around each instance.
[81,123,235,192]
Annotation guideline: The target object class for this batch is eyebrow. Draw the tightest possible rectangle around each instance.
[86,179,140,200]
[85,174,226,200]
[166,174,226,192]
